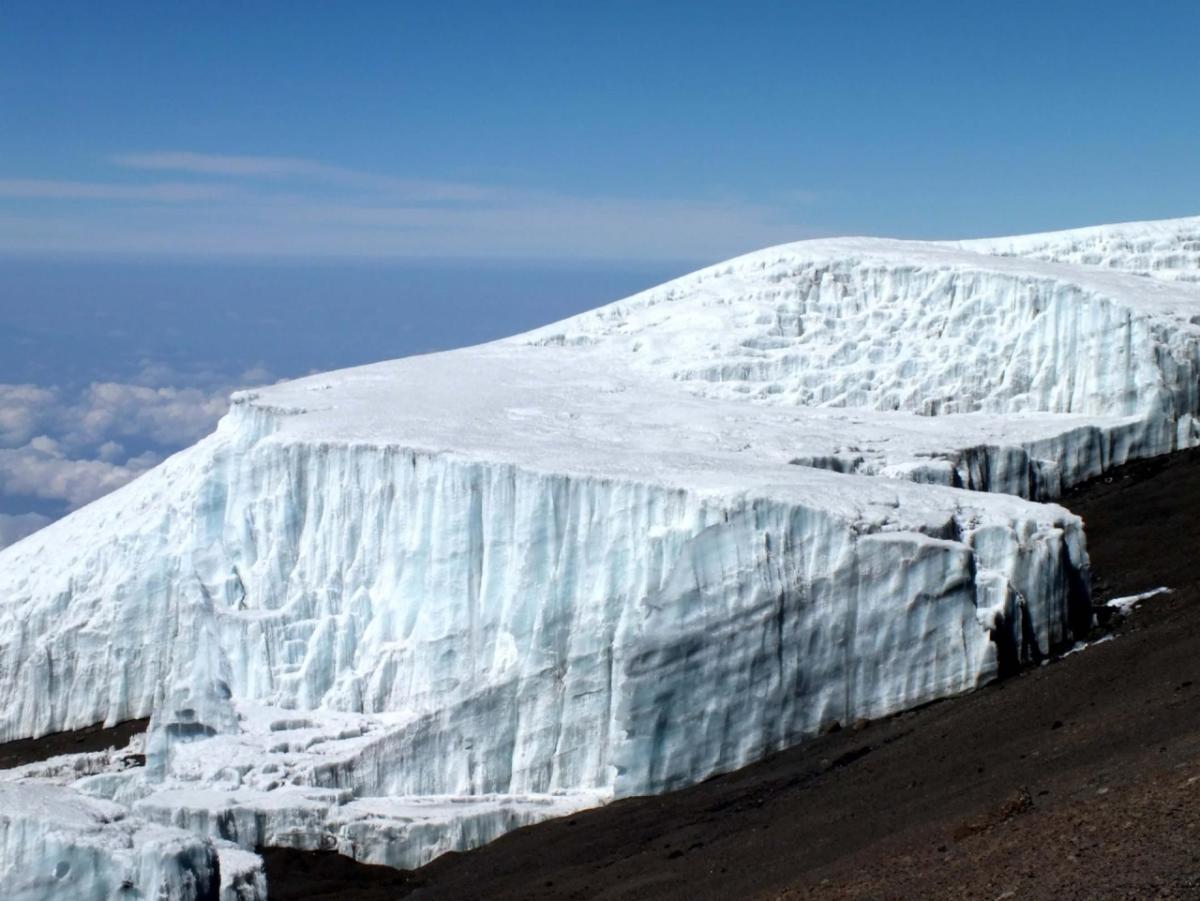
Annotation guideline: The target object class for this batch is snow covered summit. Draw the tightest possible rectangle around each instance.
[1,215,1198,897]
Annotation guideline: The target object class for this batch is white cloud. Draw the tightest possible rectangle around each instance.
[0,384,57,445]
[63,382,230,449]
[27,435,62,456]
[97,440,125,462]
[0,380,235,455]
[0,512,52,549]
[0,371,275,517]
[0,439,159,510]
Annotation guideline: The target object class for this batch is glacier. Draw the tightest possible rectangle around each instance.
[959,215,1200,283]
[0,782,220,901]
[0,215,1197,895]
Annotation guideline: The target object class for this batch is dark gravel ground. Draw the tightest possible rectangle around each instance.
[7,448,1200,900]
[0,717,148,770]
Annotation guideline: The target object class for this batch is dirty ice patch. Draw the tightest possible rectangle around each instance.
[1107,587,1173,614]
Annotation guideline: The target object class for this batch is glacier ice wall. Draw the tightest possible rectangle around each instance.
[0,398,1089,799]
[519,237,1200,500]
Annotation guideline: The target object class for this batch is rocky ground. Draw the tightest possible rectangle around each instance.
[0,717,148,770]
[7,449,1200,899]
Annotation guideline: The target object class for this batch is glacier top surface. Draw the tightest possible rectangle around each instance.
[215,226,1200,502]
[957,215,1200,282]
[230,343,1113,506]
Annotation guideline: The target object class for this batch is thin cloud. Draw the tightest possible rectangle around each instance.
[0,178,237,202]
[114,151,338,178]
[0,191,819,260]
[113,151,497,202]
[1,152,824,260]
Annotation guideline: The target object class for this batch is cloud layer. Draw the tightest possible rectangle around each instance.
[0,437,159,511]
[0,380,231,455]
[0,368,270,547]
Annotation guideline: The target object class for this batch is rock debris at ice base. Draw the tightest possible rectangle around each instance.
[0,216,1198,888]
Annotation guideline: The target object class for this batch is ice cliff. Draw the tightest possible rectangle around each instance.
[0,216,1197,894]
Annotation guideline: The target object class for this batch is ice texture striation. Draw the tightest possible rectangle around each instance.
[0,783,220,901]
[0,398,1091,790]
[525,237,1200,421]
[0,216,1198,882]
[962,215,1200,283]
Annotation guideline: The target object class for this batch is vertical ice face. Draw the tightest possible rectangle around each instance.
[146,601,241,782]
[0,217,1196,873]
[0,407,1090,798]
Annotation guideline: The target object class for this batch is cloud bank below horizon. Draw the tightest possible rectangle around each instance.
[0,368,272,548]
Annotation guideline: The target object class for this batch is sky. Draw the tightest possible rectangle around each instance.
[0,0,1198,544]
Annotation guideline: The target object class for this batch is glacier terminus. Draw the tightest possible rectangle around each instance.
[1,216,1199,899]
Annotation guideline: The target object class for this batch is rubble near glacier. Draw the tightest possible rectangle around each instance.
[0,216,1198,895]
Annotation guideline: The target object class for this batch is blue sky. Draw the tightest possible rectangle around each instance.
[0,1,1197,544]
[3,1,1198,259]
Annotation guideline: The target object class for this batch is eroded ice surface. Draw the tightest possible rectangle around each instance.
[962,215,1200,283]
[0,782,219,901]
[0,216,1198,889]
